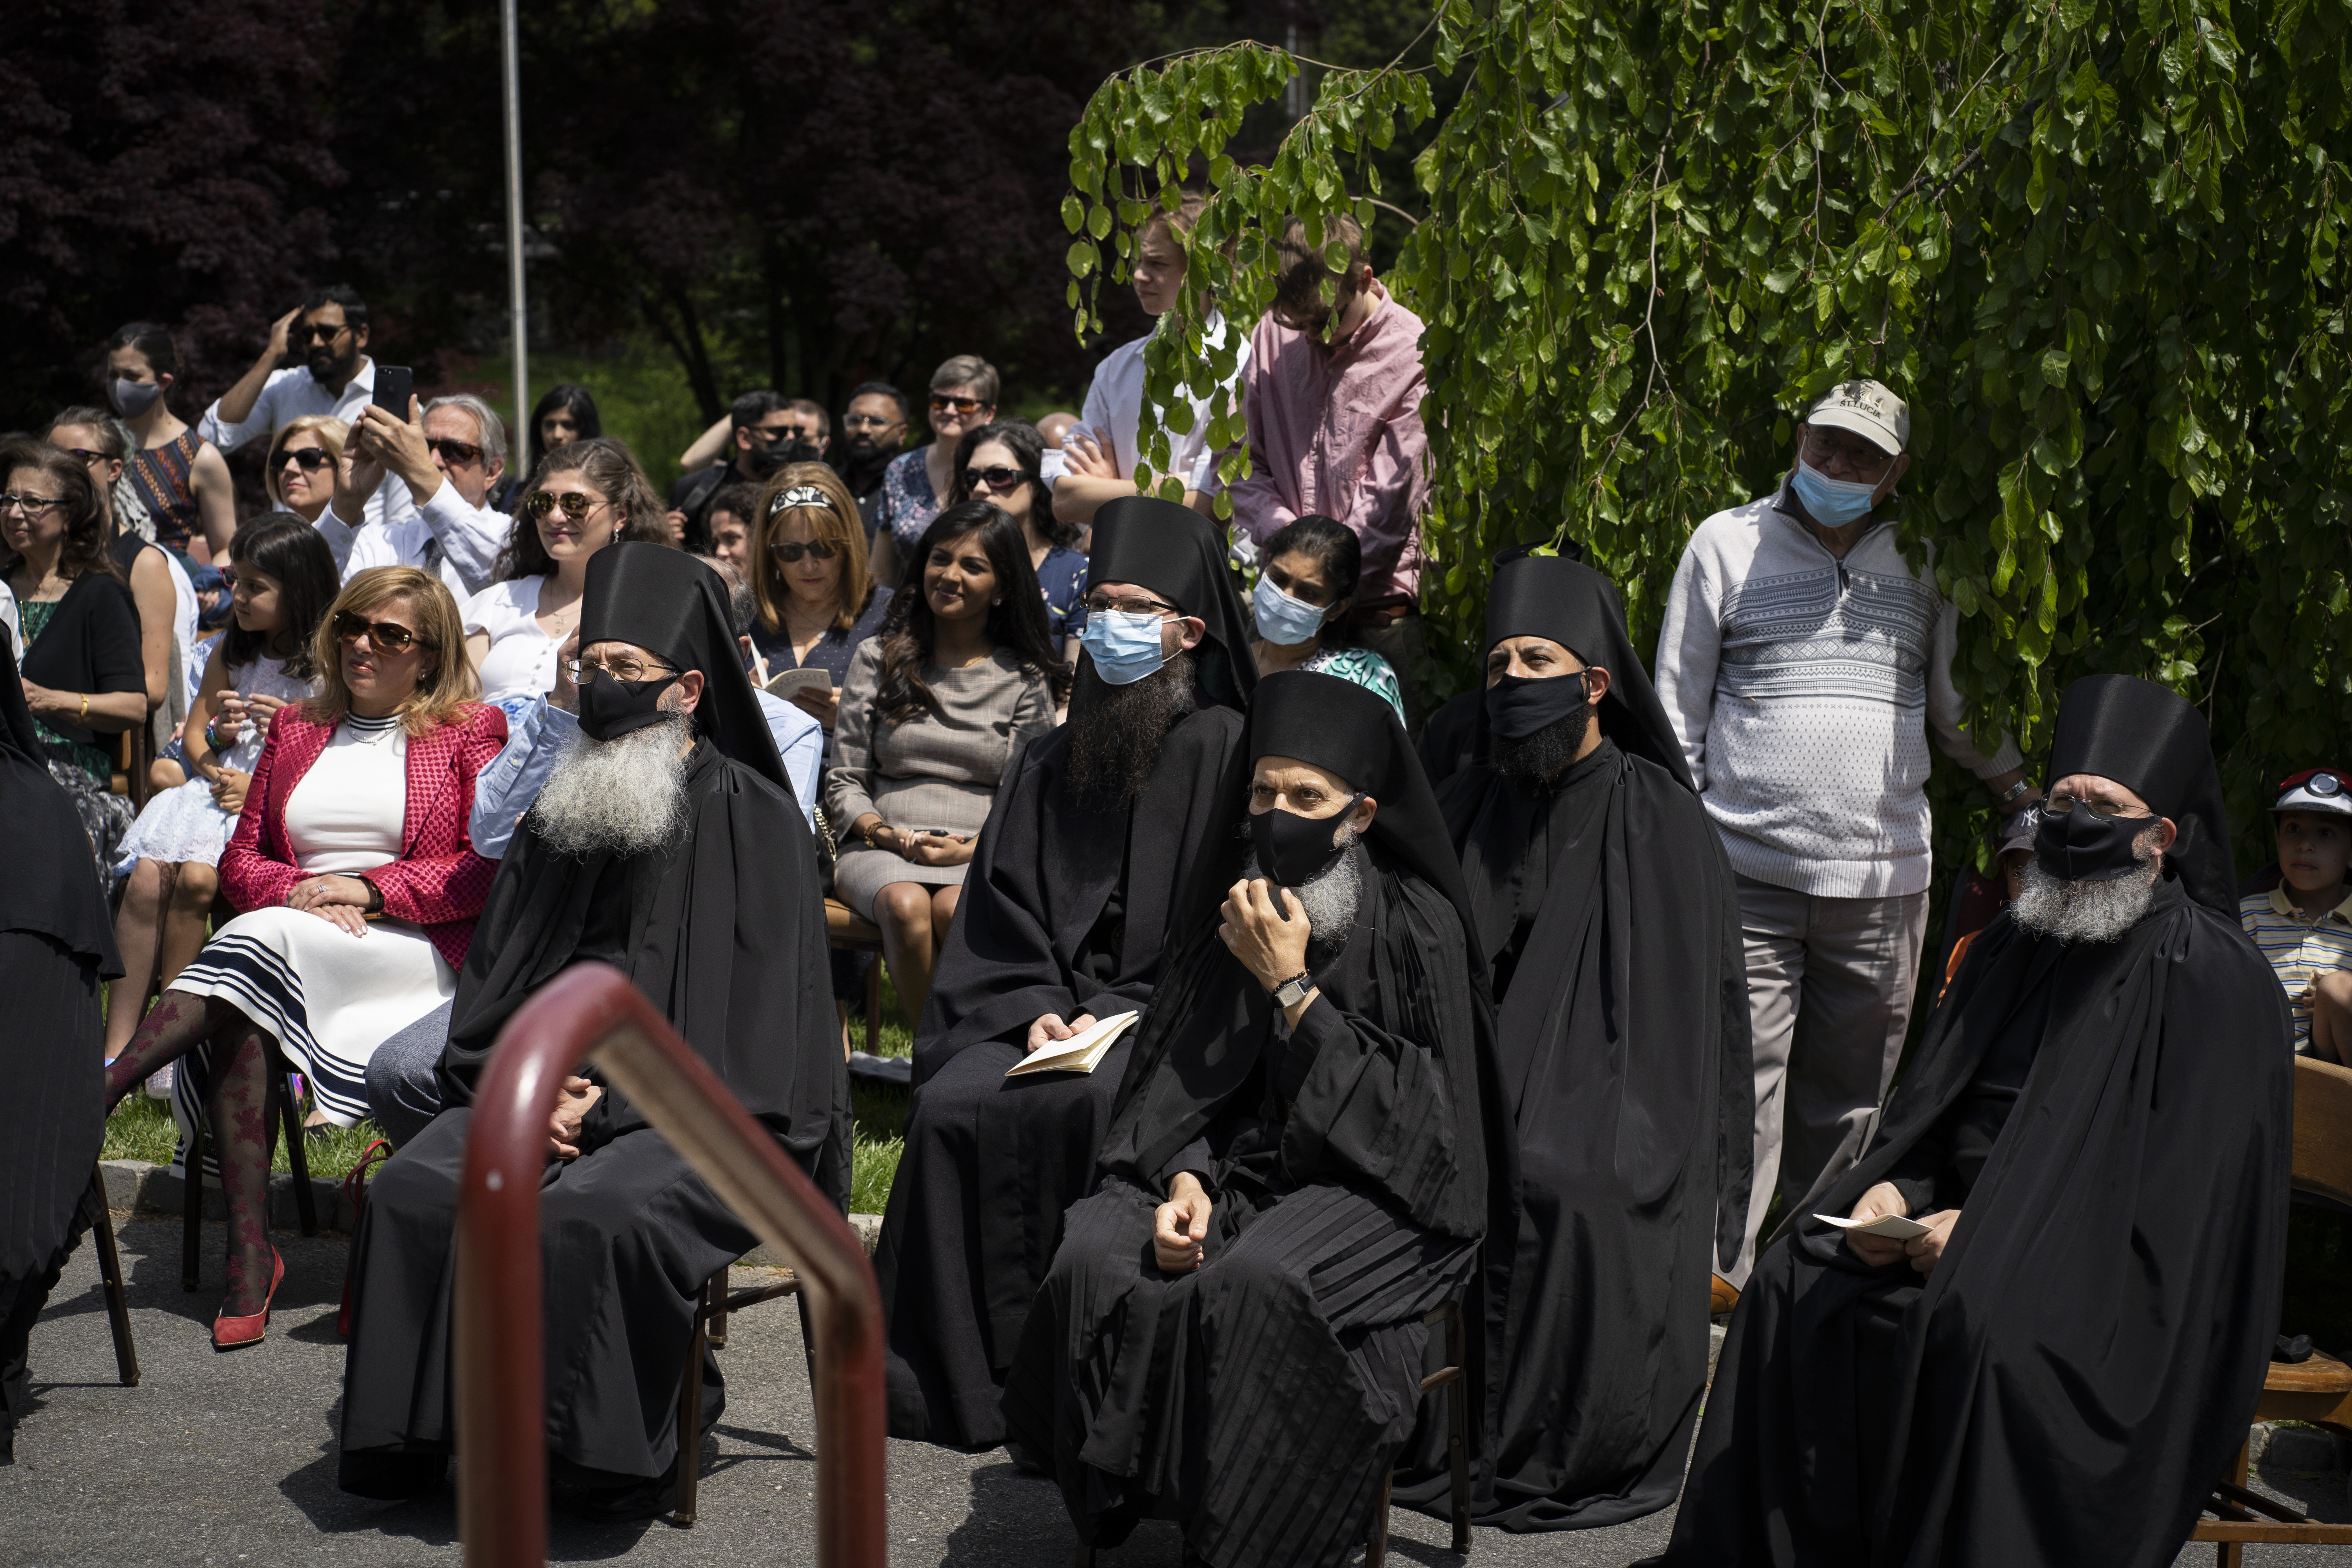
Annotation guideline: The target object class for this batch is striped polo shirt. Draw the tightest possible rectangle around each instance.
[2239,884,2352,1052]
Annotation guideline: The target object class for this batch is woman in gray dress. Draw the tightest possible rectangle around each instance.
[827,501,1066,1026]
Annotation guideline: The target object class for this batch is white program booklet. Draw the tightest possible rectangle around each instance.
[766,666,833,697]
[1813,1212,1932,1240]
[1005,1010,1142,1078]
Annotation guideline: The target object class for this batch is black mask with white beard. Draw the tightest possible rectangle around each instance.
[529,711,695,857]
[2009,820,2167,944]
[1065,651,1196,811]
[1241,826,1365,971]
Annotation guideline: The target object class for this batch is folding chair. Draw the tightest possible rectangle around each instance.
[670,1263,816,1527]
[86,1166,139,1388]
[179,1049,316,1292]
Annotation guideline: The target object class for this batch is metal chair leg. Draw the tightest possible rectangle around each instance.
[180,1123,203,1292]
[278,1066,317,1236]
[708,1263,729,1348]
[89,1167,139,1387]
[671,1288,710,1528]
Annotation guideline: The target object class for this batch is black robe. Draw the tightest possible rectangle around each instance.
[0,641,120,1455]
[1002,842,1494,1568]
[1664,875,2292,1566]
[340,739,845,1481]
[878,705,1243,1446]
[1405,737,1749,1530]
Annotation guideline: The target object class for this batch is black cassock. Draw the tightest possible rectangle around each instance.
[341,545,844,1488]
[877,704,1242,1446]
[1664,671,2291,1568]
[878,494,1255,1450]
[0,642,122,1455]
[1004,671,1502,1568]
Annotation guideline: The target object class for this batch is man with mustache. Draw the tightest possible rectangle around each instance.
[336,544,845,1519]
[875,495,1256,1450]
[1652,674,2292,1568]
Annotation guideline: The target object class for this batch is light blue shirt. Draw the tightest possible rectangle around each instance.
[469,691,825,857]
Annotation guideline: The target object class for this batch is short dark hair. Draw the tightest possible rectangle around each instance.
[730,388,788,435]
[297,284,370,330]
[1261,514,1363,648]
[707,481,761,526]
[785,397,830,438]
[1271,214,1367,325]
[846,380,908,425]
[929,355,1000,407]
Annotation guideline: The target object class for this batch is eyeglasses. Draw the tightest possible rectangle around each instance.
[842,414,899,431]
[333,611,428,653]
[564,654,677,685]
[524,490,607,522]
[768,539,840,563]
[963,465,1025,492]
[2042,791,2152,824]
[273,446,333,471]
[292,322,350,345]
[0,493,65,516]
[928,394,985,416]
[62,448,111,466]
[1082,592,1178,617]
[424,437,483,465]
[749,425,809,445]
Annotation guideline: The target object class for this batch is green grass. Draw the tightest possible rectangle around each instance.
[445,343,716,495]
[101,966,921,1211]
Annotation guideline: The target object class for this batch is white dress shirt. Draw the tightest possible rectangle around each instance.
[322,478,513,601]
[201,359,425,554]
[1041,313,1249,495]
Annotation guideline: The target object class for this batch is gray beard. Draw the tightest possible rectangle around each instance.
[2009,848,2163,945]
[530,713,693,857]
[1241,827,1364,967]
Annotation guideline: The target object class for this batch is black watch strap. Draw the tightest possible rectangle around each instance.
[1271,971,1315,1008]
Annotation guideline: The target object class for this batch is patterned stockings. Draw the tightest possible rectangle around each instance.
[105,990,281,1316]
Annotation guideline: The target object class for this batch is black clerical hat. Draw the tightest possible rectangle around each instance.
[1482,552,1693,792]
[2046,673,2234,912]
[1086,496,1256,712]
[580,543,789,793]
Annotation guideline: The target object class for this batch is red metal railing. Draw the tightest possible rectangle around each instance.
[453,962,886,1567]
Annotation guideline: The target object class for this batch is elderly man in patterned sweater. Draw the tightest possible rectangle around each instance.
[1654,379,2038,1286]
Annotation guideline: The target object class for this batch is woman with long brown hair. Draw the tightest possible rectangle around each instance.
[99,566,506,1348]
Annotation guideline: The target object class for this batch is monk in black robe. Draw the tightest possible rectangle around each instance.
[0,642,122,1463]
[877,496,1256,1449]
[1656,674,2291,1567]
[1004,671,1505,1568]
[1404,554,1749,1531]
[338,544,843,1515]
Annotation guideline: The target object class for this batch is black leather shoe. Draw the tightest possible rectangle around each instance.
[337,1446,448,1500]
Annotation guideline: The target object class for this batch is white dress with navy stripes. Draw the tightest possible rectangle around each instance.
[169,712,457,1152]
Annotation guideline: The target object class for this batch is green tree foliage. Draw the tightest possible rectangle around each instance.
[1068,0,2352,869]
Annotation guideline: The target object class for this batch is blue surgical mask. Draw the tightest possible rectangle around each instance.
[1080,609,1169,686]
[1251,574,1330,645]
[1789,457,1882,528]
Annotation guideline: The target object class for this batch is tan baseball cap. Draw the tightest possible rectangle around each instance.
[1806,379,1909,455]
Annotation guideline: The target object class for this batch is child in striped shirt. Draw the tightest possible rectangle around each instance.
[2239,768,2352,1058]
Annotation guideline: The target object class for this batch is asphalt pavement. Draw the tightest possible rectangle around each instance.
[5,1216,2347,1566]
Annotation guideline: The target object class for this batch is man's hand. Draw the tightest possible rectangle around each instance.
[1154,1171,1212,1274]
[1027,1012,1098,1055]
[1218,877,1312,993]
[1841,1181,1913,1268]
[333,427,387,523]
[903,830,975,867]
[548,1075,603,1160]
[266,307,299,364]
[2312,971,2352,1065]
[1906,1210,1961,1275]
[354,398,439,497]
[550,630,581,714]
[1060,429,1119,481]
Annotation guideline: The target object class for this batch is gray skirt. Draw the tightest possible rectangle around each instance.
[832,773,995,920]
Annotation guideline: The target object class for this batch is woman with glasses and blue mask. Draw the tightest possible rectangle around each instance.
[462,437,673,724]
[100,566,505,1350]
[826,501,1065,1028]
[1247,514,1405,725]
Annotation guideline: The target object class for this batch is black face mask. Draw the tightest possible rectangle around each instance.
[2033,802,2152,882]
[1250,798,1359,888]
[1485,670,1590,741]
[577,673,677,742]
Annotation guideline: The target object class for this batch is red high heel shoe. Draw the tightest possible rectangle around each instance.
[212,1247,286,1350]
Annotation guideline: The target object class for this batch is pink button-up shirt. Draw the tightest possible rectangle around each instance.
[1229,282,1430,607]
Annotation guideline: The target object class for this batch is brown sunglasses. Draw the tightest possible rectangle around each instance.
[333,610,431,653]
[928,394,987,416]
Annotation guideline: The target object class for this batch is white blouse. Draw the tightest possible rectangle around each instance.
[283,713,409,874]
[465,576,561,703]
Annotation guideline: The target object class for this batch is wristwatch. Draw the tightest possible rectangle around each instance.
[1271,971,1315,1009]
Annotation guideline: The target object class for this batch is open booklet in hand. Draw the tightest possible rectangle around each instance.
[1813,1212,1932,1240]
[1005,1010,1142,1077]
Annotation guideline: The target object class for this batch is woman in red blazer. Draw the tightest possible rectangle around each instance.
[102,566,506,1347]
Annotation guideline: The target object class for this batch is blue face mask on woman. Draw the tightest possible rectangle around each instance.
[1789,457,1882,528]
[1251,574,1330,646]
[1080,610,1169,685]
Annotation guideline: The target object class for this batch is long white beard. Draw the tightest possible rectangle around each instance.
[2009,851,2162,945]
[1241,824,1365,954]
[530,713,693,857]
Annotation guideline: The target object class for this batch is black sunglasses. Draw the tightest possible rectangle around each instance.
[292,322,351,345]
[424,436,483,465]
[928,394,985,416]
[962,465,1025,492]
[332,610,430,653]
[768,539,840,563]
[273,446,333,471]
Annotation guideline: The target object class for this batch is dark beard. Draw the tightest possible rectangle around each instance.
[838,445,895,496]
[1493,706,1591,791]
[1064,652,1197,813]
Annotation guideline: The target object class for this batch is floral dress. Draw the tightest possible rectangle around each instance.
[1301,644,1406,725]
[874,449,944,556]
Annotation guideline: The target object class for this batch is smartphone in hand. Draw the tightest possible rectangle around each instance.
[371,365,414,419]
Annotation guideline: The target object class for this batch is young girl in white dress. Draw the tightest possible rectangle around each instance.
[107,515,341,1065]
